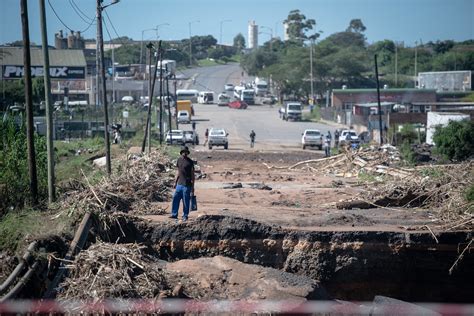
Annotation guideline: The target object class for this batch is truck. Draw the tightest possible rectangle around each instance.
[281,102,302,121]
[158,59,177,76]
[253,77,268,96]
[176,100,193,120]
[234,86,255,105]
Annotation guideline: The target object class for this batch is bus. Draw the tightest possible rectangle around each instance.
[176,89,199,103]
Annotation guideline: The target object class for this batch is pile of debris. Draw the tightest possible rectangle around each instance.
[58,151,174,217]
[263,144,406,178]
[57,242,168,299]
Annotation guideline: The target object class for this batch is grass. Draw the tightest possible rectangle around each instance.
[197,58,220,67]
[302,107,321,122]
[0,207,74,253]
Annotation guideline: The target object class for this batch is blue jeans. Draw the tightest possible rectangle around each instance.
[171,184,192,219]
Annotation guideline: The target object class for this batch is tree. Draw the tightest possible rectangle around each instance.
[233,33,245,51]
[346,19,366,33]
[433,120,474,161]
[284,9,319,41]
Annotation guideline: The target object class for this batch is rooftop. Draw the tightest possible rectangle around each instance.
[0,47,86,67]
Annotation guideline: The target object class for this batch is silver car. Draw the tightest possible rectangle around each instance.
[165,130,185,145]
[208,128,228,150]
[301,129,323,150]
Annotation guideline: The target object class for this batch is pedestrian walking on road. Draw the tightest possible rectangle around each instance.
[249,130,256,148]
[170,146,195,222]
[203,128,209,146]
[324,136,331,157]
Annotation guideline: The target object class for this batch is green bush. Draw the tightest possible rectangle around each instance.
[433,120,474,161]
[0,118,48,211]
[400,141,415,165]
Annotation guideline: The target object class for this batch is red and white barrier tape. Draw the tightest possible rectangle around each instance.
[0,299,473,315]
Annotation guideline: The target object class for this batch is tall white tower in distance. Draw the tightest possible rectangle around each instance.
[248,21,258,49]
[283,22,290,41]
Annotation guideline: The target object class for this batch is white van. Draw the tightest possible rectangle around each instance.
[176,89,199,103]
[197,91,214,104]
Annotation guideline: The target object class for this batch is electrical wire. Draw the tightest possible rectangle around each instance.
[69,0,94,23]
[104,10,129,47]
[47,0,96,33]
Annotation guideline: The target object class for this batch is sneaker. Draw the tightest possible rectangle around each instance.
[182,217,188,222]
[169,215,177,219]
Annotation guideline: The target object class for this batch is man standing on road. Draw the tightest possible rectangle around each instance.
[334,129,340,148]
[203,128,209,146]
[324,135,331,157]
[249,130,256,148]
[170,146,195,222]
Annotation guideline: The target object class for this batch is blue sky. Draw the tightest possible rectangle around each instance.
[1,0,472,47]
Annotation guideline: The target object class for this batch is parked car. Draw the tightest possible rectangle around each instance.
[228,100,248,109]
[301,129,323,150]
[224,83,234,91]
[121,96,134,102]
[183,130,199,145]
[217,93,230,106]
[262,94,277,105]
[208,128,228,150]
[177,110,191,124]
[165,130,185,145]
[339,129,359,146]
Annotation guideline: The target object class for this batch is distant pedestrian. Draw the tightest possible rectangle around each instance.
[324,136,331,157]
[326,131,332,146]
[203,128,209,146]
[249,130,256,148]
[170,146,195,222]
[334,130,340,148]
[192,122,196,130]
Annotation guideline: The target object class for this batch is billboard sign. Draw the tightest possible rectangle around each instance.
[2,65,85,79]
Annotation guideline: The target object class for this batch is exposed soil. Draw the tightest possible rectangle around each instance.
[143,150,437,232]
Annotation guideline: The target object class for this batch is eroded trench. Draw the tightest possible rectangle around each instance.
[15,214,473,303]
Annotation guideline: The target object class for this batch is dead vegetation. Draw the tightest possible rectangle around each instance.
[53,151,175,218]
[263,145,474,230]
[57,241,168,299]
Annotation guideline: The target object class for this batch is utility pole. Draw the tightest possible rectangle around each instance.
[166,65,172,145]
[310,39,314,103]
[21,0,38,205]
[159,47,164,145]
[374,54,383,145]
[188,20,199,66]
[97,0,111,175]
[142,41,161,153]
[39,0,55,203]
[395,43,398,87]
[146,43,152,153]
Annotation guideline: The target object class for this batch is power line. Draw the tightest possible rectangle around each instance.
[104,10,129,47]
[47,0,96,33]
[69,0,94,23]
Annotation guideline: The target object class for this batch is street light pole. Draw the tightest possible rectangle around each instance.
[140,27,157,66]
[414,40,418,88]
[156,23,170,41]
[219,19,231,45]
[189,20,199,66]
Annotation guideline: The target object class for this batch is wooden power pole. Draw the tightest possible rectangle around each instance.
[20,0,38,205]
[39,0,55,203]
[97,0,112,175]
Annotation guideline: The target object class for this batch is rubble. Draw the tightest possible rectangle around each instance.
[58,242,327,301]
[56,151,175,217]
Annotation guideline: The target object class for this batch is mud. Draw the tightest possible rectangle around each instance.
[100,214,474,303]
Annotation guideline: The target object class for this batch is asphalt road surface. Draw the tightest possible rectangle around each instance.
[176,63,336,151]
